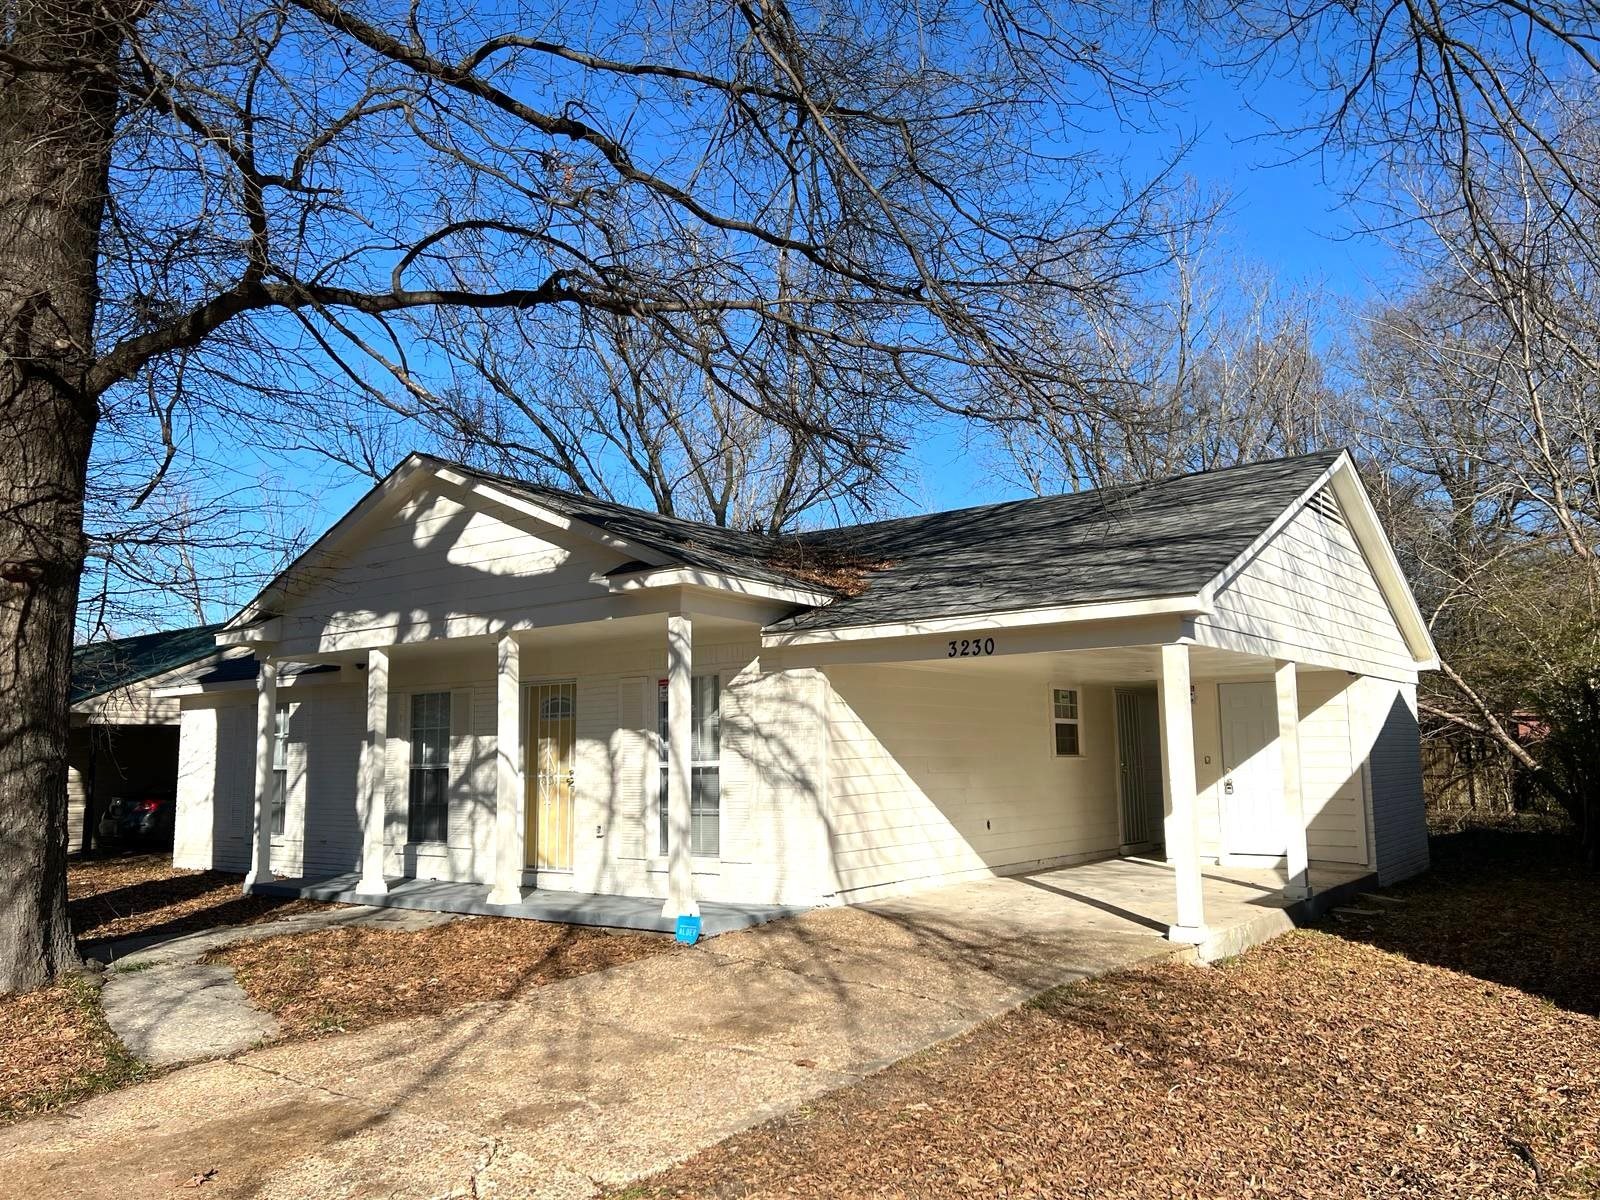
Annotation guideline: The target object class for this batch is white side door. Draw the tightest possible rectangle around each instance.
[1218,682,1284,856]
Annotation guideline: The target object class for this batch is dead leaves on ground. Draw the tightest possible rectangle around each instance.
[624,829,1600,1199]
[0,975,144,1122]
[69,853,324,945]
[212,917,676,1038]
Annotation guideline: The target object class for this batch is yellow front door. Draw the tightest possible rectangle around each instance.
[527,681,576,870]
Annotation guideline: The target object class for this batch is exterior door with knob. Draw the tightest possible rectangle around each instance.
[527,681,577,871]
[1217,681,1285,856]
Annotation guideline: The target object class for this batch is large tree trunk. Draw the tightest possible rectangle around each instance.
[0,0,122,992]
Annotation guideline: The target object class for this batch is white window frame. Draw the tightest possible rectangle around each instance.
[270,701,291,838]
[1049,685,1083,758]
[657,674,722,861]
[407,691,451,845]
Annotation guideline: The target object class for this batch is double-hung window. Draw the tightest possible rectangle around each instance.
[270,702,290,837]
[1050,687,1082,757]
[408,692,451,843]
[658,675,721,858]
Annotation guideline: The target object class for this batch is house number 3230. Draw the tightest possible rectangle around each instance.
[948,637,996,658]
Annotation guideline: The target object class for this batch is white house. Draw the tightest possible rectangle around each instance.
[157,449,1436,944]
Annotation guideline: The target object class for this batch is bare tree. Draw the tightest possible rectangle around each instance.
[1192,0,1600,856]
[1353,200,1600,859]
[0,0,1200,989]
[991,226,1348,493]
[437,310,905,532]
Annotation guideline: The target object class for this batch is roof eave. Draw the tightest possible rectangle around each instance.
[760,593,1212,648]
[607,565,834,608]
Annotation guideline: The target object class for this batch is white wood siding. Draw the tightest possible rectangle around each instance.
[1195,497,1418,681]
[67,734,90,855]
[275,481,626,656]
[1297,670,1369,865]
[820,664,1121,900]
[288,685,364,876]
[1356,677,1429,883]
[173,697,254,871]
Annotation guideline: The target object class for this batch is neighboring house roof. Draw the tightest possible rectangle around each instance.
[71,624,224,705]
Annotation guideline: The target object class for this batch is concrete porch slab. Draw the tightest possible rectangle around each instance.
[247,873,808,938]
[875,855,1375,965]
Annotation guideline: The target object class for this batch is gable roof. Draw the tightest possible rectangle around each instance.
[219,448,1433,667]
[413,456,814,591]
[71,624,224,704]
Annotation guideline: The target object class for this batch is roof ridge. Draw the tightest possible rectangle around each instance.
[800,448,1347,542]
[419,448,1346,545]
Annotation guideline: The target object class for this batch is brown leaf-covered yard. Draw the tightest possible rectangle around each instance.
[69,852,320,946]
[209,917,674,1038]
[1,852,281,1120]
[620,824,1600,1199]
[6,826,1599,1200]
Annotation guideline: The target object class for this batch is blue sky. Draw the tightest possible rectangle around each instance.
[105,22,1405,632]
[905,60,1398,512]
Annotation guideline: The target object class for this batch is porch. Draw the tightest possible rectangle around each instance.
[249,872,807,937]
[247,851,1374,958]
[866,854,1376,967]
[220,620,1381,948]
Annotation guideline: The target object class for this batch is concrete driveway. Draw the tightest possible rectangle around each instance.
[3,859,1347,1199]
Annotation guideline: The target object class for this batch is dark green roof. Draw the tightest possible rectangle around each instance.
[71,624,223,704]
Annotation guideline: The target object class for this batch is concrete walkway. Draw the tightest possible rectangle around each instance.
[98,906,459,1065]
[7,858,1366,1199]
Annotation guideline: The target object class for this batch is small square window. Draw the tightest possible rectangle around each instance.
[1051,687,1082,757]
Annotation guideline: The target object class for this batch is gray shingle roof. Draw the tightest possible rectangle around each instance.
[173,655,340,687]
[434,451,1342,634]
[769,451,1343,632]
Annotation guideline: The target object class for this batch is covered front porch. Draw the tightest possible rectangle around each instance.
[772,624,1380,947]
[244,846,1374,958]
[221,616,1377,949]
[248,871,807,937]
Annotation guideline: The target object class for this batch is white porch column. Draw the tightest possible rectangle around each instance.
[243,654,278,890]
[661,611,700,919]
[488,634,526,905]
[1275,659,1312,901]
[357,648,390,895]
[1157,642,1207,944]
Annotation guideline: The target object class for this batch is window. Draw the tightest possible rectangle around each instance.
[658,675,721,858]
[270,703,290,837]
[408,692,451,843]
[1051,687,1081,757]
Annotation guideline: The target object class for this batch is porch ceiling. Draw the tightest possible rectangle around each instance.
[269,609,767,669]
